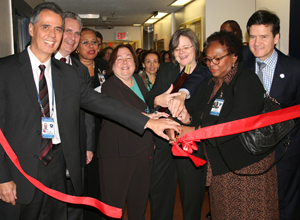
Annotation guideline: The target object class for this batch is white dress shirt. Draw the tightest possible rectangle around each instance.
[27,46,61,144]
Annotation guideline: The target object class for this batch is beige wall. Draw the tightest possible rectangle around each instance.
[153,0,206,51]
[89,26,142,48]
[205,0,255,42]
[153,0,290,54]
[153,14,172,50]
[0,0,14,57]
[256,0,290,54]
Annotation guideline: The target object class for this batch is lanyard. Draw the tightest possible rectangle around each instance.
[36,70,55,118]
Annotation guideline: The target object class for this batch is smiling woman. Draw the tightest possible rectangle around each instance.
[98,44,168,219]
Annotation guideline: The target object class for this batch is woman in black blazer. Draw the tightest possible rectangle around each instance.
[98,44,167,220]
[145,28,211,220]
[178,31,279,219]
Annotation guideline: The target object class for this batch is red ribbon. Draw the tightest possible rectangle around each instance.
[0,130,122,219]
[173,104,300,167]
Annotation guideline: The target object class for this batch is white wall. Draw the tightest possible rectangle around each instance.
[89,26,142,47]
[256,0,290,54]
[205,0,255,42]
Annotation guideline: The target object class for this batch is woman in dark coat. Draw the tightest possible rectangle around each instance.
[98,44,167,220]
[178,31,279,219]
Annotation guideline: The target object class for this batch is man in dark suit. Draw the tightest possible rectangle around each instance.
[54,11,92,220]
[243,10,300,219]
[0,3,179,220]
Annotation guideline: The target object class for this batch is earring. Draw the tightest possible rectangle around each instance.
[232,63,235,69]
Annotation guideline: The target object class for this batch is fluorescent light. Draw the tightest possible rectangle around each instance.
[145,19,158,24]
[171,0,193,6]
[133,24,141,26]
[78,14,99,19]
[152,12,168,19]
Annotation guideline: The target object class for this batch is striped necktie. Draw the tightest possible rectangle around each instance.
[38,65,53,165]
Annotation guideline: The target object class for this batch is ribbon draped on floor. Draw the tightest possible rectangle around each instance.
[172,104,300,167]
[0,130,122,219]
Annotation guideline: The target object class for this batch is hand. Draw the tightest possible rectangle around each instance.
[154,85,181,108]
[146,118,180,140]
[0,181,17,205]
[169,91,187,118]
[86,151,94,164]
[177,105,190,124]
[142,111,169,119]
[165,129,177,143]
[178,126,197,139]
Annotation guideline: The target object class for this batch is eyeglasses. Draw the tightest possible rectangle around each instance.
[202,53,231,65]
[80,40,98,46]
[174,45,193,53]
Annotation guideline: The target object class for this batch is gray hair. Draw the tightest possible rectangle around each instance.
[30,2,64,29]
[63,11,83,31]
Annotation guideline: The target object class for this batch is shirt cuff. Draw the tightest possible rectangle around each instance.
[179,88,191,99]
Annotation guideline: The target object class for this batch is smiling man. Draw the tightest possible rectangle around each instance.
[55,11,93,220]
[0,2,179,220]
[243,10,300,219]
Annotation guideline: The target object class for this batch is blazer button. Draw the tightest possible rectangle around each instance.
[37,131,41,135]
[34,155,38,159]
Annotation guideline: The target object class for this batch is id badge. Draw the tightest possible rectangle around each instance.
[42,117,55,139]
[210,98,225,116]
[98,70,106,85]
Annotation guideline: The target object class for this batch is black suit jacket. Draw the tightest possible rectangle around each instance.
[243,48,300,169]
[98,75,154,157]
[0,50,149,204]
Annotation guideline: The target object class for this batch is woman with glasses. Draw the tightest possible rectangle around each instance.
[177,31,279,219]
[100,46,113,62]
[145,28,210,220]
[75,28,108,88]
[74,28,108,219]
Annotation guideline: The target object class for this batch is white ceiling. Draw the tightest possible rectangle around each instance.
[47,0,187,27]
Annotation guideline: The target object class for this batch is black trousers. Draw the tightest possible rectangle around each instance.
[150,138,207,220]
[0,145,67,220]
[99,147,153,220]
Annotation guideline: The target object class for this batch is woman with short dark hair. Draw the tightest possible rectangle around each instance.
[99,44,168,219]
[139,50,160,90]
[178,31,279,219]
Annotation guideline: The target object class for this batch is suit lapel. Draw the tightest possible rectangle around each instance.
[19,51,41,115]
[270,50,284,98]
[51,59,63,121]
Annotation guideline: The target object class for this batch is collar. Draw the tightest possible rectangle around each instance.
[54,51,70,64]
[28,46,51,71]
[255,49,278,69]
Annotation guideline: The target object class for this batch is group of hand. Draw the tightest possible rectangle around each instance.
[146,84,196,142]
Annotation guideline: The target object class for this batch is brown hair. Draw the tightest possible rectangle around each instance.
[107,44,139,76]
[169,28,200,64]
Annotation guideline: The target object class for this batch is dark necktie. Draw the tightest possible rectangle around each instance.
[257,61,266,85]
[38,65,53,165]
[60,57,67,63]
